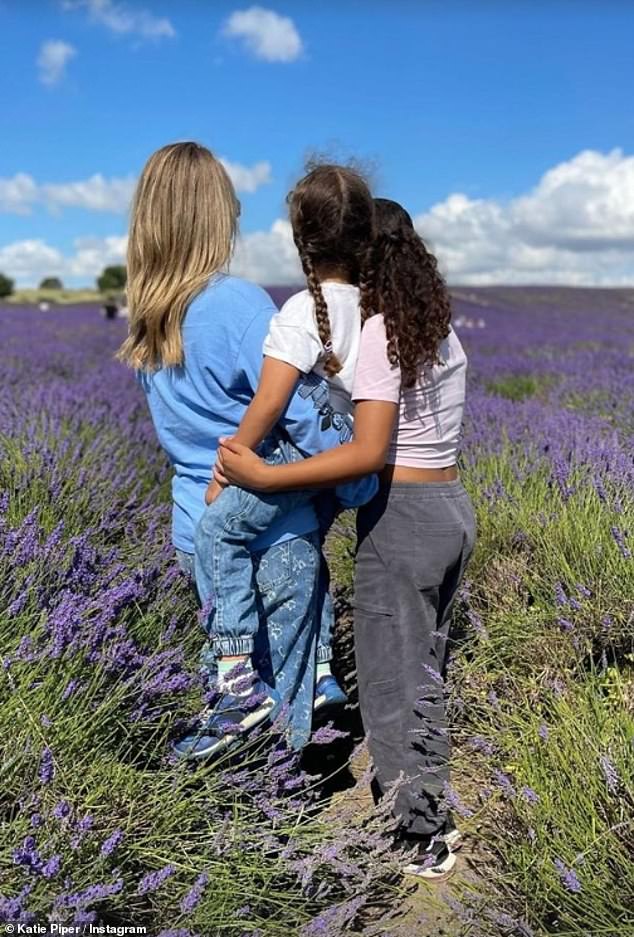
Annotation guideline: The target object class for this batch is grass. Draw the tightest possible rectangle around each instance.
[1,302,633,935]
[484,374,558,402]
[326,439,634,935]
[6,288,109,305]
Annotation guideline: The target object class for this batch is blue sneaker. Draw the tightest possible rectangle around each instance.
[313,675,347,713]
[172,679,280,761]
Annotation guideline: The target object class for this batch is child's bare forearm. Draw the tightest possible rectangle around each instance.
[233,395,285,450]
[233,357,302,451]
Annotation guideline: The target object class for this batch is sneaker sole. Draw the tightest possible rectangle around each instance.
[173,699,277,761]
[402,850,457,882]
[313,692,347,713]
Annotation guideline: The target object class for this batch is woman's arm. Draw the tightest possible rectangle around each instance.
[216,399,398,491]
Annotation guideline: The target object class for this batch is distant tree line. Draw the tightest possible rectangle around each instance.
[0,265,127,299]
[97,265,126,292]
[39,277,64,290]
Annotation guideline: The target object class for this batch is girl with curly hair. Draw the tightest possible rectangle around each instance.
[215,198,476,881]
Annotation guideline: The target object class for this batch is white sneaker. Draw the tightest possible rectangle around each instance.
[402,837,457,881]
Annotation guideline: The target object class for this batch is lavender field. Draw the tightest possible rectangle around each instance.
[0,288,632,936]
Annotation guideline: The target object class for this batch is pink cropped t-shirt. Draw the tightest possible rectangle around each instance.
[352,314,467,469]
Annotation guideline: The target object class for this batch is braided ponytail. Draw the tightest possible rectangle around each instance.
[289,163,375,378]
[297,240,343,376]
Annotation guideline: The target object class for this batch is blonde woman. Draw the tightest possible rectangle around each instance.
[118,142,363,757]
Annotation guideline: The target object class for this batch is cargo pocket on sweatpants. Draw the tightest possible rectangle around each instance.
[361,674,403,790]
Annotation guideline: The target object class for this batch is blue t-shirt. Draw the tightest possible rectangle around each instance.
[138,275,374,554]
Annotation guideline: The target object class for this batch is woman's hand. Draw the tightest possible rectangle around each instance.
[216,438,271,490]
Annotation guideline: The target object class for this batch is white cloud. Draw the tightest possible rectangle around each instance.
[231,219,301,283]
[415,149,634,285]
[5,150,633,288]
[43,174,137,213]
[220,158,272,194]
[37,39,77,85]
[0,174,39,214]
[0,160,271,218]
[223,6,303,62]
[62,0,175,40]
[0,240,66,282]
[0,223,299,288]
[66,234,128,277]
[0,236,127,287]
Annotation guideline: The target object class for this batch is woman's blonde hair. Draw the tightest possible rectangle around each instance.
[117,141,239,371]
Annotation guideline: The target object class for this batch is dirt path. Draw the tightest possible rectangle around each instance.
[319,741,481,937]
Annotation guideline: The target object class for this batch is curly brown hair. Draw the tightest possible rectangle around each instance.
[360,198,452,388]
[289,163,375,376]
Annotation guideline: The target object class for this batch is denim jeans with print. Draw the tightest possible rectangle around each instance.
[194,372,366,667]
[176,531,321,750]
[194,436,337,664]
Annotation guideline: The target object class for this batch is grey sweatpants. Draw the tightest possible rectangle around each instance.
[353,480,476,838]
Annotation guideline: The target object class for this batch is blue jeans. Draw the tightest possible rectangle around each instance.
[176,532,321,750]
[194,439,336,664]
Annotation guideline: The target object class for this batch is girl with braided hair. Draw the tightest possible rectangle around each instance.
[194,163,377,751]
[216,199,476,881]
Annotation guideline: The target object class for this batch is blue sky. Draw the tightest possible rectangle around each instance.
[1,0,633,286]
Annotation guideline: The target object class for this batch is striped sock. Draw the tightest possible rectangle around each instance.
[316,661,332,681]
[217,655,253,695]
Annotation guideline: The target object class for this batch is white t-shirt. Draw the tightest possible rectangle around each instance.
[263,282,361,416]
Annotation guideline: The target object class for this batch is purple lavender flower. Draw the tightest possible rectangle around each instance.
[521,786,540,805]
[467,607,488,638]
[443,782,474,818]
[554,858,582,893]
[538,723,549,741]
[311,722,349,745]
[493,769,516,799]
[468,735,496,755]
[58,878,124,909]
[53,800,72,820]
[611,526,631,559]
[62,678,81,700]
[38,747,55,784]
[0,896,23,920]
[71,813,95,850]
[41,854,62,879]
[180,872,209,914]
[100,828,124,858]
[137,864,175,895]
[13,835,42,870]
[422,663,443,684]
